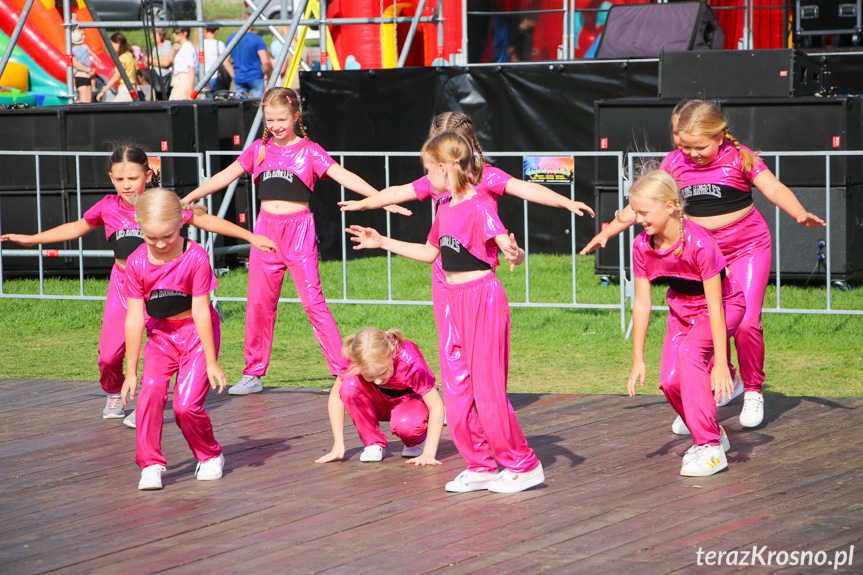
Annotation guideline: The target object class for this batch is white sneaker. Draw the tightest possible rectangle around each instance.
[671,415,690,435]
[487,463,546,493]
[228,375,263,396]
[401,441,425,458]
[717,375,745,407]
[138,465,166,490]
[359,445,384,462]
[680,444,727,476]
[195,454,225,481]
[102,394,125,419]
[445,469,498,493]
[123,410,136,429]
[682,427,730,465]
[739,391,764,428]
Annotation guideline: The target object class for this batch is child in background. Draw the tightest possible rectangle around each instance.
[122,189,227,490]
[71,30,95,103]
[315,327,444,465]
[347,131,544,493]
[1,145,275,424]
[627,170,746,477]
[182,87,409,396]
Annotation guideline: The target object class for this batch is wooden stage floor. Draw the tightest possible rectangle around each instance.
[1,378,861,574]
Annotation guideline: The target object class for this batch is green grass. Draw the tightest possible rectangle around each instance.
[2,254,862,397]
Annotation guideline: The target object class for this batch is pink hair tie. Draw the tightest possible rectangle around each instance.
[286,95,292,103]
[453,159,460,164]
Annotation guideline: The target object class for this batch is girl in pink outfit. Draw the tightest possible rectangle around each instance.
[340,112,594,333]
[584,101,825,429]
[627,171,746,477]
[183,87,410,395]
[347,131,544,494]
[0,145,274,424]
[314,327,445,466]
[122,189,228,491]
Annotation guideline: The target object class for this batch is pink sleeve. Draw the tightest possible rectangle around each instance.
[478,201,507,241]
[308,142,336,180]
[190,250,218,297]
[482,166,512,197]
[632,234,648,279]
[739,144,767,182]
[83,196,106,228]
[412,175,432,202]
[124,254,145,299]
[694,234,726,281]
[236,140,261,174]
[427,215,440,247]
[401,341,436,396]
[181,209,192,225]
[660,151,676,175]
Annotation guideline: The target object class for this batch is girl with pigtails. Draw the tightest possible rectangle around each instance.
[347,131,544,494]
[627,170,747,476]
[339,111,594,366]
[183,87,409,395]
[583,100,825,430]
[314,327,445,465]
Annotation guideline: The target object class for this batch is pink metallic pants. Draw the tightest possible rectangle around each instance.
[135,307,223,469]
[245,209,348,377]
[439,272,540,474]
[709,207,772,392]
[660,278,747,446]
[98,263,129,394]
[339,375,429,448]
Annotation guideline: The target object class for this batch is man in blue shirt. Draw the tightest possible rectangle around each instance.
[227,9,272,98]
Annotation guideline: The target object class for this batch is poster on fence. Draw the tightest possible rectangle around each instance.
[523,156,574,184]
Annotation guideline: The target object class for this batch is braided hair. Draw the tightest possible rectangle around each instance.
[428,112,486,166]
[342,327,404,378]
[676,100,762,173]
[630,170,687,257]
[256,87,308,165]
[422,131,484,195]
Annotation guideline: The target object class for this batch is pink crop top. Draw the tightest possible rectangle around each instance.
[237,138,335,202]
[125,238,218,318]
[84,194,192,260]
[371,339,437,398]
[413,164,512,211]
[428,194,507,270]
[660,141,767,217]
[633,220,727,296]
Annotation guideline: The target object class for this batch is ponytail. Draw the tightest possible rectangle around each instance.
[422,131,484,195]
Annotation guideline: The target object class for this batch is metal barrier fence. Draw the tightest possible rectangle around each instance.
[1,148,861,337]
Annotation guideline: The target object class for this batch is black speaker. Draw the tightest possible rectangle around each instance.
[796,0,862,35]
[596,2,724,59]
[660,50,826,99]
[593,186,632,276]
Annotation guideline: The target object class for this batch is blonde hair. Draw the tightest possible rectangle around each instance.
[135,187,204,228]
[257,87,307,165]
[343,328,404,377]
[429,112,485,165]
[676,100,762,173]
[629,170,686,257]
[421,131,484,195]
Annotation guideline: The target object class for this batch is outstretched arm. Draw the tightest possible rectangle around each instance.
[326,164,412,216]
[505,179,595,217]
[580,204,635,255]
[1,219,97,247]
[338,183,419,213]
[753,170,826,227]
[189,212,277,252]
[182,161,248,204]
[315,377,347,463]
[627,277,652,397]
[346,225,440,263]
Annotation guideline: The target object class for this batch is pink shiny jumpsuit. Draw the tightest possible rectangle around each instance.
[83,195,191,394]
[661,142,771,393]
[236,138,349,378]
[633,220,746,447]
[340,339,437,449]
[428,194,540,474]
[125,239,223,469]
